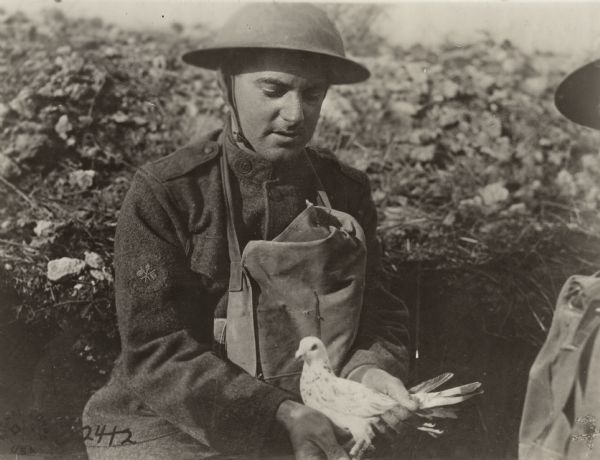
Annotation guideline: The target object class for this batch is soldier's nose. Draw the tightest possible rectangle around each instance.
[280,94,304,126]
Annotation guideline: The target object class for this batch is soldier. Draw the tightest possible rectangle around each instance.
[83,4,414,460]
[555,59,600,130]
[519,60,600,459]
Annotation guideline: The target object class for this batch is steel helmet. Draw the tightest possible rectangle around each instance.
[182,3,370,84]
[555,59,600,130]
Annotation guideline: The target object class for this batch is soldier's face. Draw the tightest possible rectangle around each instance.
[229,51,329,160]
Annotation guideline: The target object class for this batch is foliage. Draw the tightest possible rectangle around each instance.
[0,9,224,369]
[319,35,600,271]
[322,4,387,57]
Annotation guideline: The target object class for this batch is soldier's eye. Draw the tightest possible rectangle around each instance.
[263,87,285,98]
[304,89,325,102]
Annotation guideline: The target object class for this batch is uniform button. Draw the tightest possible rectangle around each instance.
[203,145,214,154]
[234,158,253,175]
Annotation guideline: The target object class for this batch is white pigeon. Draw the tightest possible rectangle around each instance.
[295,336,482,458]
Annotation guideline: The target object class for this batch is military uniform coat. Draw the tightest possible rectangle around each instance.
[83,123,410,457]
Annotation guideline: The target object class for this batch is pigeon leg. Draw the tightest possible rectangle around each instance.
[345,417,376,458]
[349,437,371,459]
[318,409,376,459]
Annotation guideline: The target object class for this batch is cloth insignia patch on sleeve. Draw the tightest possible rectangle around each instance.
[137,263,157,282]
[129,254,170,294]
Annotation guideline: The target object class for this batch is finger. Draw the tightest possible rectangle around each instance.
[384,415,429,436]
[373,418,389,434]
[349,438,370,460]
[417,424,444,436]
[349,440,361,459]
[418,427,443,438]
[390,403,413,421]
[399,419,443,437]
[296,442,328,460]
[297,453,325,460]
[409,372,454,393]
[297,450,327,460]
[315,444,348,460]
[416,407,459,419]
[382,407,443,435]
[342,438,355,454]
[381,410,406,435]
[331,424,352,443]
[323,444,350,460]
[314,431,350,460]
[387,384,419,411]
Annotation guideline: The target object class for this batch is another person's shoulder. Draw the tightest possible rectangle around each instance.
[306,145,370,189]
[141,128,223,183]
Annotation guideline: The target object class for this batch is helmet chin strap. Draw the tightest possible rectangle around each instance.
[226,74,254,150]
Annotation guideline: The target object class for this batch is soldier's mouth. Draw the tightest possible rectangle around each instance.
[272,130,302,143]
[273,128,302,137]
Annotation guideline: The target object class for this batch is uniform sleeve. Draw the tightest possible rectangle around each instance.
[339,177,411,382]
[114,169,292,455]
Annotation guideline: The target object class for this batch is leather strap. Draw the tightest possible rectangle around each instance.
[220,152,244,292]
[317,190,331,208]
[304,150,332,209]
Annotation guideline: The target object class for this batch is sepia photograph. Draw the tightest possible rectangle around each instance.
[1,0,600,458]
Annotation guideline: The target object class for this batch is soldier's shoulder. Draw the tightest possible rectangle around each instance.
[307,145,369,187]
[142,129,223,182]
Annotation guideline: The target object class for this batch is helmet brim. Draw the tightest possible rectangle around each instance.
[555,59,600,130]
[181,46,370,85]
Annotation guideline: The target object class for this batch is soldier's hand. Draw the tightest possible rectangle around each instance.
[276,400,349,460]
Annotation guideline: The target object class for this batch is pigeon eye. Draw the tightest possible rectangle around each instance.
[310,344,318,351]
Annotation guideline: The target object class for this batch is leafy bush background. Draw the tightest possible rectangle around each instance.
[1,5,600,457]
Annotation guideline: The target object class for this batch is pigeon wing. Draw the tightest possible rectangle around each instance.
[413,382,483,409]
[409,372,454,393]
[318,375,398,418]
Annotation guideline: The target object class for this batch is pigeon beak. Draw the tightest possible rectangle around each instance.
[294,349,303,360]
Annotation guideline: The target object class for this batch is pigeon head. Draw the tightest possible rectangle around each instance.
[295,336,330,365]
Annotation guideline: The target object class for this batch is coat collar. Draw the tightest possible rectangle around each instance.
[222,117,317,186]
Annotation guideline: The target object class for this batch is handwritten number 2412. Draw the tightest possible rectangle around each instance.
[82,425,136,446]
